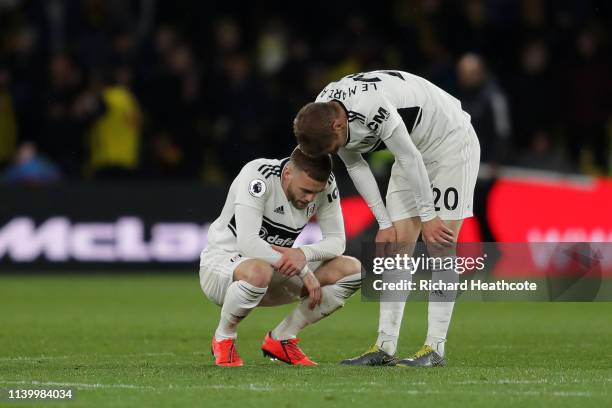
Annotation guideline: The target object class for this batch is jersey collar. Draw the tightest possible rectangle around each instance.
[280,157,290,174]
[331,99,351,146]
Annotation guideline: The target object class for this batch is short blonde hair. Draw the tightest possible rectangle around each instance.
[293,102,339,156]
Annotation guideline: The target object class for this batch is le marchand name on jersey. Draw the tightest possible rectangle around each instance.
[227,215,306,248]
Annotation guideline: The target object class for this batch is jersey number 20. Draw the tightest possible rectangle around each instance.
[433,187,458,211]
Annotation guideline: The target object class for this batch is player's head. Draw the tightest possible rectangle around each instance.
[457,53,487,90]
[283,147,332,210]
[293,102,347,156]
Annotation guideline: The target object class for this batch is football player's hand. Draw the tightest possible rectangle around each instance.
[375,226,397,257]
[421,216,455,246]
[271,246,306,277]
[301,271,322,310]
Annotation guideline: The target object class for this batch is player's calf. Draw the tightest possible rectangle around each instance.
[263,256,361,364]
[212,260,273,367]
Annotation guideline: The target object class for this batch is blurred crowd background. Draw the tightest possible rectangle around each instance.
[0,0,610,185]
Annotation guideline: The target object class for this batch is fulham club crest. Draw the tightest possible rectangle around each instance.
[306,203,316,218]
[249,179,266,197]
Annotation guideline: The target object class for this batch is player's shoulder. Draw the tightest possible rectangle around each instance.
[236,158,284,200]
[317,75,392,110]
[315,75,361,103]
[326,171,337,189]
[316,171,340,206]
[241,158,286,180]
[320,171,339,197]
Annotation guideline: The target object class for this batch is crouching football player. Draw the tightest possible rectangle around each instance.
[199,148,361,366]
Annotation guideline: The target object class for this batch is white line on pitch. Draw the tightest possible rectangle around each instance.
[0,380,603,398]
[0,352,175,362]
[0,380,155,390]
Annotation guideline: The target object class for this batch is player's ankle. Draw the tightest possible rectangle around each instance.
[425,336,446,356]
[376,332,398,355]
[214,330,237,342]
[270,329,296,341]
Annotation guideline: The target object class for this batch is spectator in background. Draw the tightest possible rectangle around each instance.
[0,65,17,168]
[456,53,511,244]
[456,53,511,167]
[4,23,45,147]
[453,0,495,61]
[141,39,204,178]
[256,18,288,78]
[2,142,61,185]
[510,39,557,153]
[85,64,142,180]
[210,16,243,75]
[39,53,84,177]
[516,130,577,173]
[1,0,610,180]
[211,53,272,177]
[563,25,611,174]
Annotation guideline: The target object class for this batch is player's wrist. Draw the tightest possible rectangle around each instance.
[369,201,392,229]
[297,247,309,262]
[375,214,393,229]
[378,221,393,230]
[299,265,312,279]
[419,210,437,223]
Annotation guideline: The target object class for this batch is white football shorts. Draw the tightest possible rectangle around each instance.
[386,122,480,221]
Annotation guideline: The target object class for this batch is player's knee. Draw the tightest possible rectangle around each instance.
[337,256,362,278]
[427,244,456,258]
[242,261,273,288]
[330,257,362,298]
[394,218,421,243]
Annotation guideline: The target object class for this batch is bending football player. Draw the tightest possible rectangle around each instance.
[294,70,480,367]
[199,148,361,367]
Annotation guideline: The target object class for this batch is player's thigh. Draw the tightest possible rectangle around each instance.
[386,162,450,229]
[199,250,248,306]
[387,131,479,224]
[430,132,480,221]
[312,256,362,286]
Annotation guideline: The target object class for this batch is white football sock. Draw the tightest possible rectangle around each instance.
[376,266,412,355]
[425,265,459,357]
[271,273,361,340]
[376,331,399,355]
[215,280,267,340]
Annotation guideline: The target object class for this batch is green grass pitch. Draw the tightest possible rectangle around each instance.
[1,274,611,407]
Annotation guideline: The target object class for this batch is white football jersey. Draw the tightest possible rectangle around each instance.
[315,70,472,158]
[206,158,342,253]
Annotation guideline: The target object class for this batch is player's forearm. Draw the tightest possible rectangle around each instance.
[384,127,436,222]
[300,235,345,262]
[342,154,393,229]
[236,234,282,265]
